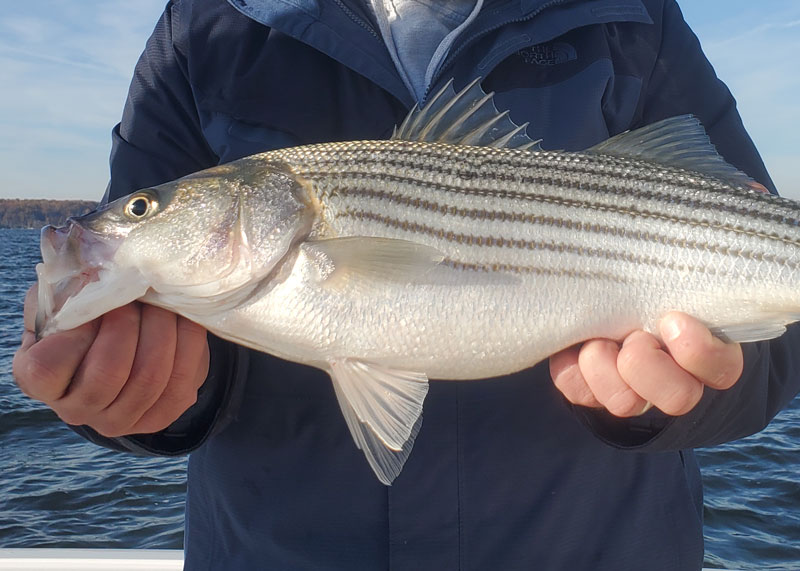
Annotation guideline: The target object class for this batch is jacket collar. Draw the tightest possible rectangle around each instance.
[225,0,651,106]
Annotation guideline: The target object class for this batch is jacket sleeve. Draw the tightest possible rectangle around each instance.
[577,0,800,450]
[70,0,248,455]
[104,0,217,202]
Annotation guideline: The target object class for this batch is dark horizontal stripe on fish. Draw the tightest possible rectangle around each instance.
[441,258,629,283]
[284,144,800,231]
[341,209,756,279]
[330,164,799,236]
[333,187,800,270]
[325,174,800,249]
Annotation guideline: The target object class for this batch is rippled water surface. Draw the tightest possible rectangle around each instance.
[0,227,798,567]
[0,228,187,548]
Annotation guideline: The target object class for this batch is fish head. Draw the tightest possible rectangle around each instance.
[35,157,314,337]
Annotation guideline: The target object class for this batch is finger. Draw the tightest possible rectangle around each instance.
[13,320,100,402]
[92,305,178,437]
[23,284,38,332]
[183,318,211,391]
[617,330,704,416]
[550,345,603,408]
[659,312,743,390]
[53,304,141,425]
[130,317,209,435]
[578,339,649,417]
[19,330,36,353]
[187,323,211,391]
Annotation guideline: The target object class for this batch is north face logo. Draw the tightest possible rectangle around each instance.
[517,41,577,66]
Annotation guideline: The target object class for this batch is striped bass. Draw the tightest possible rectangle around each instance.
[34,79,800,484]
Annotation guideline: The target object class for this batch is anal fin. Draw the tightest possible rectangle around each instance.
[329,358,429,485]
[713,322,792,344]
[709,311,800,343]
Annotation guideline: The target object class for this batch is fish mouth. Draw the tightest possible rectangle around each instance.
[35,220,123,339]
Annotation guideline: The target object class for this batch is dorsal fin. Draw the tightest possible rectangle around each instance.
[393,78,542,151]
[588,115,756,187]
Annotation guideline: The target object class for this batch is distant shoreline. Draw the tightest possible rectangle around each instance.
[0,199,97,229]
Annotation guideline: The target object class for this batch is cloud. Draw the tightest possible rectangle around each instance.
[701,16,800,47]
[0,0,166,200]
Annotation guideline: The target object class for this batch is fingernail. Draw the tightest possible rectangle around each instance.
[638,401,654,416]
[661,315,682,342]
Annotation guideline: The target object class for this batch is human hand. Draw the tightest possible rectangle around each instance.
[13,285,210,437]
[549,312,743,417]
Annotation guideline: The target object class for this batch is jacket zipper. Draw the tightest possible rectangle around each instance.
[423,0,568,103]
[333,0,380,39]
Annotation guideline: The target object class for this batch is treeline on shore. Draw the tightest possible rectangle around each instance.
[0,199,98,229]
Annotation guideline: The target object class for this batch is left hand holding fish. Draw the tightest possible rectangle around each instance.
[550,312,744,417]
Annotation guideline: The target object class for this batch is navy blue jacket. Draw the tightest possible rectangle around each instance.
[74,0,800,569]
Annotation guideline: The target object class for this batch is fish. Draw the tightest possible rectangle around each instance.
[34,78,800,485]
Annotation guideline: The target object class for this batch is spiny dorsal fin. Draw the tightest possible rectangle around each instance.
[393,78,542,151]
[588,115,756,188]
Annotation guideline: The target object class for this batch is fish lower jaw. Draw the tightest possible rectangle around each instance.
[35,264,104,337]
[35,263,152,338]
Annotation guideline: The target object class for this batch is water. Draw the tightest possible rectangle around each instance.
[0,228,187,548]
[0,227,798,567]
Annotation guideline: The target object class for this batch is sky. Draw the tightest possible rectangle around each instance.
[0,1,798,201]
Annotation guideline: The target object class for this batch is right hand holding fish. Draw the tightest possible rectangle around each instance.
[549,312,743,418]
[13,285,210,437]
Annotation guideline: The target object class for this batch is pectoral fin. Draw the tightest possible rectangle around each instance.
[303,237,444,285]
[328,358,429,485]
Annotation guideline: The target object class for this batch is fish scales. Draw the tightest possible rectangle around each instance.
[209,142,793,375]
[281,141,797,240]
[33,79,800,484]
[274,140,800,289]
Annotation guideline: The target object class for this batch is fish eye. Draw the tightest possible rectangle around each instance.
[124,194,158,220]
